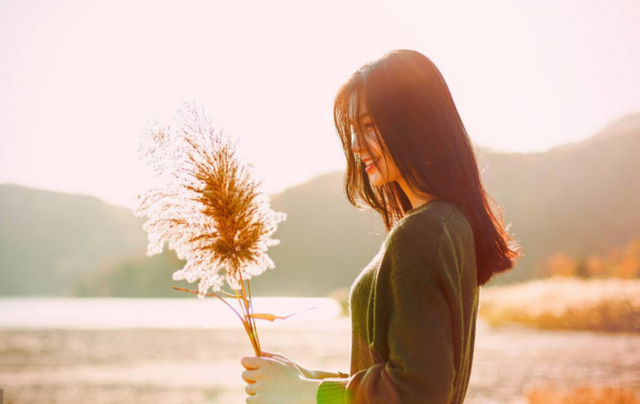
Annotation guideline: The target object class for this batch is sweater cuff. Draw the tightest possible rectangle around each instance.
[317,378,347,404]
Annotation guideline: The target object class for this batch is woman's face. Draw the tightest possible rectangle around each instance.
[350,101,400,187]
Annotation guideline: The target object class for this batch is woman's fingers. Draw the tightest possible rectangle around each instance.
[261,350,285,359]
[259,350,307,376]
[242,369,261,383]
[241,356,264,369]
[261,350,293,365]
[245,381,258,396]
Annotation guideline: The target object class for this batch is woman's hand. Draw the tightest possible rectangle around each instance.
[259,350,316,379]
[240,350,322,404]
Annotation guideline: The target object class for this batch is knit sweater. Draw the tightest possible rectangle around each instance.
[317,199,480,404]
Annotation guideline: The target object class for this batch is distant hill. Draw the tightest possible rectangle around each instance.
[72,172,388,298]
[72,248,195,297]
[477,112,640,284]
[1,111,639,296]
[0,185,148,295]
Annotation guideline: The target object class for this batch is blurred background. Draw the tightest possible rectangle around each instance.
[1,0,639,403]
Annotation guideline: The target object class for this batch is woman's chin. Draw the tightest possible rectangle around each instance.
[369,175,387,187]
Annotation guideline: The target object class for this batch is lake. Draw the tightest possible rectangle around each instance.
[1,297,639,404]
[0,296,343,329]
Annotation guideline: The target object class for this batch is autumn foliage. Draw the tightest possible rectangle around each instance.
[540,238,640,279]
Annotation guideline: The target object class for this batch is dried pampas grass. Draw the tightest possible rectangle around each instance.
[133,100,288,355]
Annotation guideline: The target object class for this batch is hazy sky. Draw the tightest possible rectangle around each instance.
[1,0,639,209]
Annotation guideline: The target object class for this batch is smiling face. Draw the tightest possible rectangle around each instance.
[350,98,401,187]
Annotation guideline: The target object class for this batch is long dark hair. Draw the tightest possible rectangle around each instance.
[333,49,521,286]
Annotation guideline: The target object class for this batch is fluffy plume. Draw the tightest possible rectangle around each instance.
[133,100,287,298]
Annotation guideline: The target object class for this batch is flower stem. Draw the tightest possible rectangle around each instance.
[233,279,260,356]
[171,286,252,335]
[239,271,260,355]
[246,278,261,354]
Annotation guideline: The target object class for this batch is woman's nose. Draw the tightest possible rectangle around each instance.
[351,133,363,154]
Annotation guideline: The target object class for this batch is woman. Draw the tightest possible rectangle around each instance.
[240,49,521,404]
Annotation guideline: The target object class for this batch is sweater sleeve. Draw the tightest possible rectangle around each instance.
[317,261,457,404]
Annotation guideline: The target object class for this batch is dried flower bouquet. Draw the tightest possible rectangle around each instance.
[133,100,294,356]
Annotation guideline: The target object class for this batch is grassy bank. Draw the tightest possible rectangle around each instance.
[479,276,640,332]
[526,386,640,404]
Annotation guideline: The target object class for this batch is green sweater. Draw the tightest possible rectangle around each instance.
[317,199,480,404]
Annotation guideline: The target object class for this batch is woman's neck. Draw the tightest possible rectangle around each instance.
[397,178,438,210]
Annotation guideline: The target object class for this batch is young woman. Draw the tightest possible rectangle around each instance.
[240,49,521,404]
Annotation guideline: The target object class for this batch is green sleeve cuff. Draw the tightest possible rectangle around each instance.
[317,378,347,404]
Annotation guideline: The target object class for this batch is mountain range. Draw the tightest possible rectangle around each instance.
[1,112,639,296]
